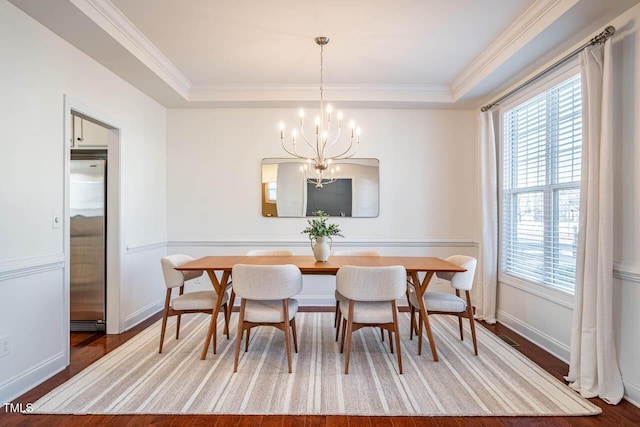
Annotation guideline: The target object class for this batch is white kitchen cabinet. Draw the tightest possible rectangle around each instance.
[72,115,109,148]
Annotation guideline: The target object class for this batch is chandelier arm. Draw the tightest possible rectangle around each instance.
[298,127,317,154]
[325,138,356,160]
[326,127,342,150]
[280,140,307,160]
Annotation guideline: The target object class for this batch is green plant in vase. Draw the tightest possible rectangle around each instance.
[301,210,343,261]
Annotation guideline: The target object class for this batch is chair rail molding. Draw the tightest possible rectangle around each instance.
[125,237,167,254]
[613,260,640,284]
[0,253,65,281]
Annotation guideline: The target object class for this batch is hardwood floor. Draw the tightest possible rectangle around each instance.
[1,309,639,426]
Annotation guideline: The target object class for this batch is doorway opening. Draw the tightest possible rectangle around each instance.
[64,96,122,367]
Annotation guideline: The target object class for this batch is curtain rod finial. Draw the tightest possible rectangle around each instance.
[591,26,616,45]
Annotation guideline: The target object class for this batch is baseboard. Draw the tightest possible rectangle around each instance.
[497,309,570,363]
[623,379,640,408]
[0,352,66,404]
[123,300,164,331]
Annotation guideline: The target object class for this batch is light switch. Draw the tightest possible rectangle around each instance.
[52,212,62,229]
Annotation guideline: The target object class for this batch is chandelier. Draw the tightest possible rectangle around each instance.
[278,36,361,188]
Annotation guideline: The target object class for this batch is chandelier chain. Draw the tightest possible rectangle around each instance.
[320,44,324,125]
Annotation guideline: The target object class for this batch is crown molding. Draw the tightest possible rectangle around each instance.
[450,0,579,101]
[188,84,453,104]
[70,0,192,99]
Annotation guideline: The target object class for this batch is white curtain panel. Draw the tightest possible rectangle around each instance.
[566,41,624,404]
[474,110,497,324]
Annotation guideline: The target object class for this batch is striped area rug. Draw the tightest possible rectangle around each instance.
[32,313,600,416]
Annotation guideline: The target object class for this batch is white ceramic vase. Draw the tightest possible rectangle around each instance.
[312,236,331,262]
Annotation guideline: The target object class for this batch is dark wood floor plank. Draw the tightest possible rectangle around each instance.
[307,415,326,427]
[169,415,198,427]
[348,416,372,427]
[216,414,242,427]
[0,314,638,427]
[389,416,416,427]
[191,415,220,427]
[283,415,307,427]
[260,415,285,427]
[326,415,348,427]
[369,416,393,427]
[410,417,439,427]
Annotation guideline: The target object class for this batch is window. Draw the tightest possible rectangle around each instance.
[500,72,582,292]
[265,181,277,202]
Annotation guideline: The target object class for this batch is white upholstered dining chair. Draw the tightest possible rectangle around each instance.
[231,264,303,373]
[159,254,229,354]
[220,249,296,336]
[409,255,478,355]
[336,265,406,374]
[332,251,381,342]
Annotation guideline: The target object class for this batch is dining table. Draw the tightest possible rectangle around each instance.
[175,255,466,362]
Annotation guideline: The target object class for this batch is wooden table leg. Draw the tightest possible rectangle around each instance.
[200,269,227,360]
[411,271,439,362]
[227,289,236,336]
[218,271,231,336]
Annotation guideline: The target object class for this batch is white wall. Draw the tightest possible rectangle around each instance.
[494,3,640,407]
[167,108,479,304]
[0,0,167,403]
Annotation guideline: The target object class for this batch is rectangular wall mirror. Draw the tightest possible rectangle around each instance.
[261,158,379,217]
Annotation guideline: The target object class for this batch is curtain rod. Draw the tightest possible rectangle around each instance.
[480,25,616,112]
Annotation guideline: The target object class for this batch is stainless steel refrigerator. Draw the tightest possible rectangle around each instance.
[70,154,106,332]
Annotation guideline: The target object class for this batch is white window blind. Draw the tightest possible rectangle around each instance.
[501,73,582,292]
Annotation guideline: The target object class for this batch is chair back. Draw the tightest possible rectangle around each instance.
[246,249,295,256]
[232,264,302,300]
[160,254,203,289]
[334,250,380,256]
[336,265,406,302]
[436,255,477,291]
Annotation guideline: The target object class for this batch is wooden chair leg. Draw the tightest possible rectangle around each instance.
[456,290,464,341]
[158,289,171,353]
[392,301,402,374]
[176,286,184,339]
[409,305,415,340]
[340,318,347,353]
[466,291,478,356]
[388,329,393,354]
[418,311,423,356]
[234,299,246,372]
[344,301,355,374]
[291,317,298,353]
[335,309,342,342]
[245,328,250,352]
[381,327,384,342]
[176,314,182,340]
[334,301,340,327]
[283,300,293,373]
